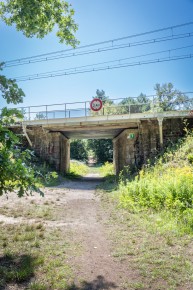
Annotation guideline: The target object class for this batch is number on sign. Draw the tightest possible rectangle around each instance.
[189,110,193,116]
[90,98,103,111]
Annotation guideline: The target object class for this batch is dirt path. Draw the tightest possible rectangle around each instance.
[55,175,127,289]
[0,174,129,289]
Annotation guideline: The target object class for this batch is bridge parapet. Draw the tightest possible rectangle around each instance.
[1,93,193,122]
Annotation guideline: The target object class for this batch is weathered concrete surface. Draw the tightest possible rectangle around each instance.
[24,127,70,173]
[113,118,193,174]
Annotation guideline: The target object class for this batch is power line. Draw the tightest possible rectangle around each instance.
[3,21,193,67]
[14,44,193,80]
[15,51,193,82]
[3,31,193,68]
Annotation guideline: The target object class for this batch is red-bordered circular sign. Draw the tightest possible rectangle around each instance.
[189,110,193,116]
[90,98,103,111]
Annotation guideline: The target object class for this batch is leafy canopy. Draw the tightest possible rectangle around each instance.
[0,63,25,104]
[0,107,43,197]
[70,139,88,162]
[87,139,113,163]
[154,82,191,111]
[0,0,79,196]
[0,0,79,46]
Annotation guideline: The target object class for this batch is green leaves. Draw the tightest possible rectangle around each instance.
[154,82,191,111]
[0,1,80,197]
[0,0,79,46]
[0,108,44,197]
[0,75,25,104]
[0,142,44,197]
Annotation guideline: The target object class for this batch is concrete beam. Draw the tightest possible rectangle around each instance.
[42,122,138,131]
[22,110,190,127]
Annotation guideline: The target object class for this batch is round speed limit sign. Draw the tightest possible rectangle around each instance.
[189,110,193,116]
[90,98,103,111]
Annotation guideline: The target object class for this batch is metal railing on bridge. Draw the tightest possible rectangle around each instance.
[1,93,193,121]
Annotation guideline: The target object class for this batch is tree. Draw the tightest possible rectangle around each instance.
[87,139,113,163]
[70,139,88,162]
[94,89,113,105]
[0,63,25,104]
[0,107,44,197]
[118,93,150,114]
[0,0,78,46]
[154,83,191,111]
[0,0,78,196]
[116,83,191,114]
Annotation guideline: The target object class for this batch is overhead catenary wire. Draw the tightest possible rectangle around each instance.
[14,44,193,81]
[3,21,193,67]
[3,31,193,67]
[15,52,193,82]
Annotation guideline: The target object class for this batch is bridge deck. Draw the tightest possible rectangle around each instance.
[20,110,191,139]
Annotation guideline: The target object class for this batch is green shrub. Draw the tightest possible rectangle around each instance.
[119,166,193,211]
[100,162,114,177]
[118,133,193,231]
[188,154,193,164]
[34,163,59,187]
[68,160,89,178]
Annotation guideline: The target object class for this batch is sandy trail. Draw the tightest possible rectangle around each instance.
[56,176,128,288]
[0,175,129,289]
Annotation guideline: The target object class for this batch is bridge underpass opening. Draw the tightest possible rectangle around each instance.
[65,126,120,175]
[47,118,192,176]
[70,138,113,175]
[57,124,140,176]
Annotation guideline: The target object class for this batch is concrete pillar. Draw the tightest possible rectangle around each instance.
[60,135,70,174]
[158,118,164,148]
[149,120,157,154]
[139,121,148,162]
[113,139,119,175]
[113,128,139,175]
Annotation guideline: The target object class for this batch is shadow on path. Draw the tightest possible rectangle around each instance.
[81,176,104,182]
[67,275,117,290]
[56,177,104,190]
[0,254,36,289]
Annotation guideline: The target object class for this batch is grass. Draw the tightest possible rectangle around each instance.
[67,160,115,179]
[99,161,114,177]
[0,222,77,289]
[0,184,83,289]
[98,131,193,289]
[0,203,53,220]
[97,188,193,289]
[87,164,101,174]
[67,160,89,178]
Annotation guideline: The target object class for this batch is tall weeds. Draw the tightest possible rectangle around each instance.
[118,131,193,233]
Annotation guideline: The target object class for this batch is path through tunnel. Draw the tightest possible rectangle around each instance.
[58,121,140,177]
[69,138,114,180]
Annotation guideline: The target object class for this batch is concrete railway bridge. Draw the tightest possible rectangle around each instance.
[9,98,193,175]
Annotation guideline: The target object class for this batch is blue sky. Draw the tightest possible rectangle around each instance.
[1,0,193,108]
